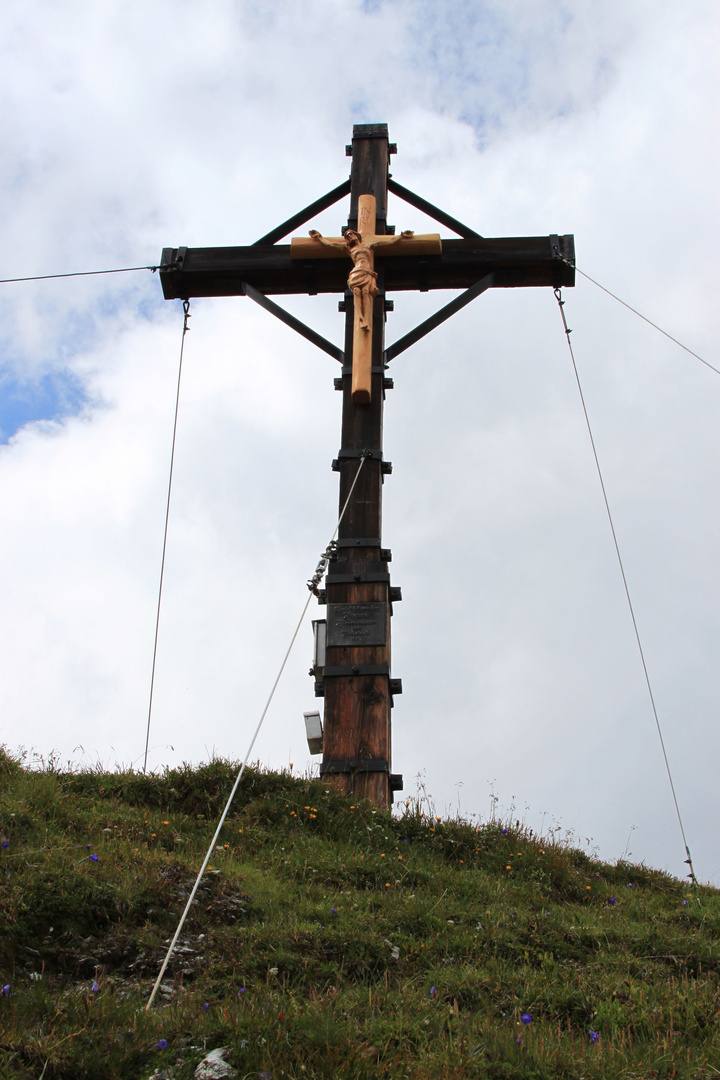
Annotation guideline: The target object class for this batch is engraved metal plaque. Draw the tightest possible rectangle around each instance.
[326,602,387,647]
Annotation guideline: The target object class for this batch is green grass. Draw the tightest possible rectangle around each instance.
[1,748,718,1079]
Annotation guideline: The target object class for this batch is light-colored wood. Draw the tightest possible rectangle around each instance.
[291,197,441,405]
[358,193,376,238]
[290,234,442,259]
[352,301,372,403]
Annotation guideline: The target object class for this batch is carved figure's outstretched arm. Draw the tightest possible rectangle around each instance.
[370,230,415,250]
[308,229,349,251]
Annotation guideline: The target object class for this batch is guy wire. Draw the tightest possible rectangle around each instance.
[146,454,368,1010]
[553,287,697,887]
[142,300,191,774]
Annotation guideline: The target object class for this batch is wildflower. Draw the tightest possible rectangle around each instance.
[609,897,617,904]
[515,1037,523,1045]
[90,854,98,862]
[403,838,409,844]
[204,1002,210,1011]
[502,828,508,835]
[240,1040,247,1050]
[157,1038,168,1050]
[91,981,99,993]
[162,820,169,825]
[260,1073,271,1079]
[1,841,8,849]
[683,900,689,906]
[85,844,91,850]
[238,987,246,997]
[330,907,338,915]
[2,985,9,996]
[521,1014,532,1025]
[589,1030,600,1043]
[586,886,591,891]
[627,883,634,888]
[430,986,437,997]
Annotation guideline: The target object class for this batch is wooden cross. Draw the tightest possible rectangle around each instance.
[159,123,574,808]
[290,194,441,403]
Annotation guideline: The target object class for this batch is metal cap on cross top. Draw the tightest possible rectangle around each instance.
[159,123,574,807]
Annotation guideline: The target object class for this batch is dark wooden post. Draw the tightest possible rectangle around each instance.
[319,124,399,807]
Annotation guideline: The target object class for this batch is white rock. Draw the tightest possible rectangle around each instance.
[194,1046,237,1080]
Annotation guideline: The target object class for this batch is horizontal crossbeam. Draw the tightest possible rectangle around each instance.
[384,273,495,363]
[159,235,575,299]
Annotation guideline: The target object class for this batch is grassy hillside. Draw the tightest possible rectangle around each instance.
[0,749,718,1079]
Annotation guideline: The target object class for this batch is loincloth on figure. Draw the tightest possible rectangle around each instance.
[348,266,378,293]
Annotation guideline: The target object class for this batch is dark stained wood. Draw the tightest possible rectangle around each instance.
[159,234,575,299]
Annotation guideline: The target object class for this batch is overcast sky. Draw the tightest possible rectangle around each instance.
[1,0,718,884]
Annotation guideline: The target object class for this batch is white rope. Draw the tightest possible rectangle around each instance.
[146,455,367,1009]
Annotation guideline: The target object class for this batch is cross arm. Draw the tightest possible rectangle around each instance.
[159,234,575,300]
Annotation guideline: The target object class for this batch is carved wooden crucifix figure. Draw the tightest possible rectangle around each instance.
[291,194,441,403]
[159,122,575,808]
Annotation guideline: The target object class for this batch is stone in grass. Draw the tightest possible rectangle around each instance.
[194,1047,237,1080]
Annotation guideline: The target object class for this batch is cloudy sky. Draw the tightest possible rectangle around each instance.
[1,0,718,883]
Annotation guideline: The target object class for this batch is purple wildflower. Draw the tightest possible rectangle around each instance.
[91,981,99,993]
[90,854,98,862]
[2,985,9,996]
[1,841,8,849]
[430,986,437,997]
[86,844,91,850]
[515,1037,523,1045]
[609,897,617,905]
[589,1030,600,1043]
[330,907,338,915]
[521,1013,532,1025]
[502,828,508,835]
[683,900,689,907]
[204,1002,210,1011]
[237,987,246,997]
[627,883,634,888]
[157,1038,168,1050]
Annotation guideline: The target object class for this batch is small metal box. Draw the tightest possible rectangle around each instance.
[303,710,324,755]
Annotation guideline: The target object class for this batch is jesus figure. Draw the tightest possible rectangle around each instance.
[307,227,415,332]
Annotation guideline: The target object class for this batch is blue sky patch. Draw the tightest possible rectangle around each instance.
[0,368,89,443]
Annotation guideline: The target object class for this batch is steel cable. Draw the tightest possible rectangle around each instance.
[553,287,697,887]
[146,454,368,1009]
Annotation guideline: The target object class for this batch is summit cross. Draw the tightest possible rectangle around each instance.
[159,122,574,808]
